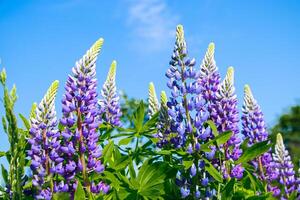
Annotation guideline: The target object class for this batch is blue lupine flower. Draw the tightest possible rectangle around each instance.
[59,38,108,194]
[28,81,59,199]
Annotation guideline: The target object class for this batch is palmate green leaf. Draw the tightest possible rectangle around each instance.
[182,160,194,170]
[222,178,235,198]
[136,161,169,199]
[74,181,86,200]
[102,171,121,190]
[203,158,223,182]
[236,141,271,165]
[102,140,114,164]
[112,156,131,171]
[201,131,233,152]
[52,192,70,200]
[133,101,145,133]
[118,137,133,146]
[205,120,218,137]
[128,160,136,179]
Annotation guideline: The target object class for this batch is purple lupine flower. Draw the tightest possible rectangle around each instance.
[59,38,108,194]
[198,43,221,120]
[211,67,243,178]
[163,24,200,148]
[99,60,122,126]
[28,80,59,199]
[272,133,299,198]
[241,85,275,183]
[156,25,216,199]
[155,91,171,148]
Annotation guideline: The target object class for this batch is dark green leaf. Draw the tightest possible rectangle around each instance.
[133,101,145,133]
[205,120,218,137]
[74,181,85,200]
[222,178,235,198]
[102,141,114,164]
[236,141,271,165]
[201,131,233,151]
[1,164,8,185]
[53,192,70,200]
[203,159,223,182]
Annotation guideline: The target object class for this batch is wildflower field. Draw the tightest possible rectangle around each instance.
[0,25,299,200]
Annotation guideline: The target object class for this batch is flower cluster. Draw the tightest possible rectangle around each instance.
[28,80,59,199]
[211,67,243,179]
[99,60,122,126]
[157,24,217,199]
[198,43,221,123]
[271,133,299,198]
[241,85,275,182]
[58,38,108,194]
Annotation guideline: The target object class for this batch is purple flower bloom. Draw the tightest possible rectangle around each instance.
[230,164,244,179]
[99,60,122,126]
[59,38,108,194]
[272,133,299,198]
[211,67,243,178]
[28,80,59,199]
[241,85,275,183]
[198,42,221,123]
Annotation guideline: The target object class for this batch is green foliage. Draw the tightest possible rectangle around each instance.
[0,68,29,200]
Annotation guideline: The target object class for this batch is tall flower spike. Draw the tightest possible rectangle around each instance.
[59,38,109,195]
[160,25,214,199]
[198,43,221,118]
[99,60,122,126]
[28,80,59,200]
[155,91,171,148]
[148,82,159,118]
[272,133,299,198]
[211,67,242,179]
[241,84,276,185]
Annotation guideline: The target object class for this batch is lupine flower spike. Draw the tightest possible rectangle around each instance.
[212,67,243,178]
[59,38,108,195]
[198,43,221,118]
[155,91,171,148]
[28,80,59,200]
[272,133,299,198]
[164,24,198,148]
[148,82,159,118]
[241,85,275,184]
[99,60,122,126]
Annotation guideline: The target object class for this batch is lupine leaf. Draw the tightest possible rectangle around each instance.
[118,137,133,146]
[74,181,86,200]
[235,141,271,164]
[222,178,235,198]
[203,158,223,182]
[201,131,232,151]
[133,101,145,133]
[52,193,70,200]
[1,164,8,184]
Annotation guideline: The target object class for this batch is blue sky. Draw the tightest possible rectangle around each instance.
[1,0,300,153]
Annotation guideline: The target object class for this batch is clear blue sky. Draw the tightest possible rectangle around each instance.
[1,0,300,153]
